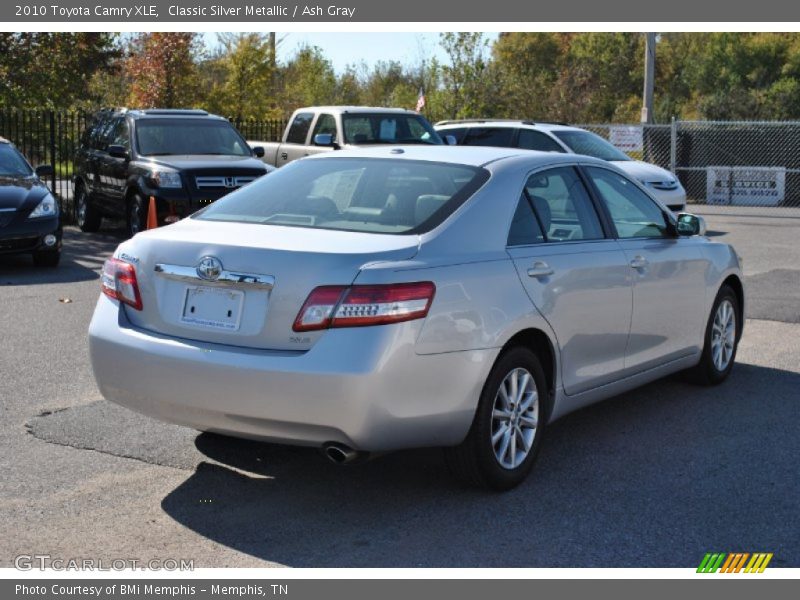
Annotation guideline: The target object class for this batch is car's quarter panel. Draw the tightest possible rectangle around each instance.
[89,293,492,451]
[355,255,549,356]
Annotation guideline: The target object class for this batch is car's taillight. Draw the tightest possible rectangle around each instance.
[293,282,435,332]
[101,258,143,311]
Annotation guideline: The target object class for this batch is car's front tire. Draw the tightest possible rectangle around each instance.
[75,186,101,233]
[690,284,740,385]
[126,193,147,238]
[445,346,548,490]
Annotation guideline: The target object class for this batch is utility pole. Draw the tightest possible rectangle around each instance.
[641,32,656,124]
[268,32,276,70]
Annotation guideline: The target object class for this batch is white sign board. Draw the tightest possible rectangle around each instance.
[609,126,643,152]
[706,166,785,206]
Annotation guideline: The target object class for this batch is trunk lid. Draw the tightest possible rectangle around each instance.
[120,218,420,351]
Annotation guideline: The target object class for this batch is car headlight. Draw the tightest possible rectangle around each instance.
[150,170,182,188]
[27,193,58,219]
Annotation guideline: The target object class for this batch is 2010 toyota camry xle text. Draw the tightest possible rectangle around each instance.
[88,146,744,490]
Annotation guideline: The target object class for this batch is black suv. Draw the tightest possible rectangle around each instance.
[73,109,272,237]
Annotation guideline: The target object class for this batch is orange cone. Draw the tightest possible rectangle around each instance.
[146,196,158,230]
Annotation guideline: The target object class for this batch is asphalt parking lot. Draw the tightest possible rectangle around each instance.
[0,207,798,568]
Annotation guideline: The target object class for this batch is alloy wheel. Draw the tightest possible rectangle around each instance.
[491,367,539,469]
[711,299,736,371]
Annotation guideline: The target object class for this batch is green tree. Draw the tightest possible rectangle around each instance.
[212,33,274,120]
[437,32,496,119]
[0,33,120,109]
[278,45,337,110]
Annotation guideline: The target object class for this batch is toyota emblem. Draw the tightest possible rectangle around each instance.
[196,256,223,281]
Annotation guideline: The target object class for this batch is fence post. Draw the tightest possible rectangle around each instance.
[49,111,57,192]
[670,116,677,175]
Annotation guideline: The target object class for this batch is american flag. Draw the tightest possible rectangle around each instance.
[415,88,426,113]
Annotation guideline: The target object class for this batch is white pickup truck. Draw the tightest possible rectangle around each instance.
[248,106,450,168]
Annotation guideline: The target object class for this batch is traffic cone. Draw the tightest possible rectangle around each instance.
[146,196,158,230]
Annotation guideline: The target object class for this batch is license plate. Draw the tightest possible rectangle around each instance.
[181,286,244,331]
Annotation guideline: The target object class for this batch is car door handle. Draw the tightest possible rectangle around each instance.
[527,261,554,279]
[630,255,649,269]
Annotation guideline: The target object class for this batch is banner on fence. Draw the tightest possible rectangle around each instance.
[706,166,786,206]
[609,125,643,152]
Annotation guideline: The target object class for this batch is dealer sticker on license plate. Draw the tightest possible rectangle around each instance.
[181,286,244,331]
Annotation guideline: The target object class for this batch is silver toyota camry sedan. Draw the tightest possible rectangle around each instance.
[89,146,744,490]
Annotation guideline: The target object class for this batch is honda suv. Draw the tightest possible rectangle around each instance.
[73,109,274,237]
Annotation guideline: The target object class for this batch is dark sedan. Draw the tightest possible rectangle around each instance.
[0,137,61,267]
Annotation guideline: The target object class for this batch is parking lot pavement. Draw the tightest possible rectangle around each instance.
[693,205,800,323]
[0,211,798,568]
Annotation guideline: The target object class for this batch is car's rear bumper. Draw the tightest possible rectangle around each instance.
[88,295,493,452]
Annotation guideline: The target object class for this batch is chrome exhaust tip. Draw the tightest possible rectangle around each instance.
[322,442,364,465]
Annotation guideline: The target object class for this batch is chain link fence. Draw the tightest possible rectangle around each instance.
[580,120,800,209]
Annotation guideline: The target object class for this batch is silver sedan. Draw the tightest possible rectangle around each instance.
[89,146,744,490]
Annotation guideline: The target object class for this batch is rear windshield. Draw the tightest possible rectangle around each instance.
[552,130,631,162]
[195,157,488,234]
[342,114,443,145]
[135,118,250,156]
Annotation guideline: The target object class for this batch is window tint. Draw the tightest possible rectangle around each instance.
[311,113,337,141]
[552,130,631,161]
[108,118,129,149]
[507,194,545,246]
[196,158,488,235]
[525,167,604,242]
[440,128,467,143]
[341,114,442,144]
[286,112,315,144]
[462,127,514,147]
[586,167,670,239]
[95,118,118,151]
[135,119,249,156]
[517,130,565,152]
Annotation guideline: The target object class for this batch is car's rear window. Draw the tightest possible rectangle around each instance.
[195,157,488,234]
[342,114,443,145]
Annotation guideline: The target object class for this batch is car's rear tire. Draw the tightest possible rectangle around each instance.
[32,249,60,268]
[688,284,740,385]
[75,186,101,233]
[126,193,146,238]
[444,346,548,491]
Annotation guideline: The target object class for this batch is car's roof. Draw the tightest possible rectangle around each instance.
[99,108,227,121]
[303,144,603,169]
[435,119,583,133]
[0,136,10,144]
[298,106,419,115]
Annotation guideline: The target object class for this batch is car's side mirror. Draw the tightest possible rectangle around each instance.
[34,164,54,178]
[676,212,707,236]
[251,146,265,158]
[444,135,458,146]
[108,145,129,160]
[313,133,339,148]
